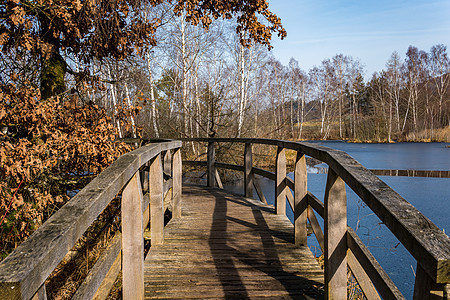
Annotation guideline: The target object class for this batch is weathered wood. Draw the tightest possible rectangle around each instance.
[163,150,172,175]
[91,251,121,300]
[307,192,325,218]
[347,249,381,300]
[244,142,253,198]
[215,169,224,189]
[145,186,324,299]
[121,172,144,300]
[207,141,215,187]
[276,147,287,216]
[285,187,295,212]
[0,141,181,300]
[31,284,46,300]
[324,168,347,299]
[347,228,405,299]
[72,233,122,300]
[172,148,182,218]
[294,152,308,247]
[215,162,244,172]
[308,206,324,252]
[252,174,268,204]
[414,263,434,300]
[252,166,276,181]
[150,154,164,245]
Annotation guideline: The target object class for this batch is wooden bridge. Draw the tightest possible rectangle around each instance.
[0,139,449,299]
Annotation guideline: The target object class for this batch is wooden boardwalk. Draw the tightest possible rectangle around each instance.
[144,186,324,299]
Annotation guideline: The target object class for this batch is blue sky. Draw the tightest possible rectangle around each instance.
[268,0,450,77]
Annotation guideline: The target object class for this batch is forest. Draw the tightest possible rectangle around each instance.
[0,0,449,295]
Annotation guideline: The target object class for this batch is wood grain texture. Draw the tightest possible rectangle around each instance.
[294,152,308,247]
[244,143,253,198]
[144,186,324,299]
[276,147,287,216]
[324,169,347,300]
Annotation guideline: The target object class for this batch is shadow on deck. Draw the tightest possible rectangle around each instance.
[144,185,324,299]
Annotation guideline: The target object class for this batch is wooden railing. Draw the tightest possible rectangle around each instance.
[183,138,450,300]
[0,140,182,300]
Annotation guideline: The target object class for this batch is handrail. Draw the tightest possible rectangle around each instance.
[182,138,450,299]
[0,140,182,300]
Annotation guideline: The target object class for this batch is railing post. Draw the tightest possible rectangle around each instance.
[324,168,347,299]
[276,146,286,215]
[172,148,182,218]
[413,263,434,299]
[294,152,308,247]
[244,142,253,198]
[207,141,215,187]
[163,150,172,175]
[121,172,144,300]
[150,154,164,245]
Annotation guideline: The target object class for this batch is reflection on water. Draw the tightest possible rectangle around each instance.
[221,141,449,300]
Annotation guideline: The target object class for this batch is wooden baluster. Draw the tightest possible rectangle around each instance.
[244,142,253,198]
[150,154,164,245]
[207,141,215,187]
[413,263,433,300]
[324,168,347,299]
[31,284,47,300]
[122,172,144,300]
[276,146,286,215]
[163,150,172,175]
[172,148,182,218]
[294,152,308,247]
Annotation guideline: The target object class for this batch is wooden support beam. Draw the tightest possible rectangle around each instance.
[413,263,434,300]
[207,141,215,187]
[276,147,286,215]
[347,249,381,300]
[215,169,224,189]
[324,168,347,300]
[252,174,268,204]
[31,284,47,300]
[307,206,324,252]
[172,148,182,218]
[72,233,122,300]
[149,154,164,245]
[121,172,144,300]
[294,152,308,247]
[163,150,172,175]
[244,142,253,198]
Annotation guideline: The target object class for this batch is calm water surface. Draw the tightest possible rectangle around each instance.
[223,141,449,299]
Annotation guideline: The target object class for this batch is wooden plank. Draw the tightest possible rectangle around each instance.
[121,172,144,300]
[276,147,287,216]
[307,192,324,218]
[252,166,276,181]
[215,162,244,172]
[347,228,405,299]
[172,148,182,218]
[215,169,224,189]
[31,284,47,300]
[163,150,172,175]
[347,249,381,300]
[150,154,164,245]
[324,168,347,299]
[244,142,253,198]
[252,174,268,205]
[413,263,434,300]
[207,141,215,187]
[308,206,324,252]
[72,233,122,300]
[0,141,181,300]
[91,251,121,300]
[294,152,308,247]
[144,186,324,299]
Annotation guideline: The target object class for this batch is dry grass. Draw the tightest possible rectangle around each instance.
[406,126,450,142]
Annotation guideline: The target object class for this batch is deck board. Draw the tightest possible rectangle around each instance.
[144,186,324,299]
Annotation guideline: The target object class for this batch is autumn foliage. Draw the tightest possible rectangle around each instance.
[0,82,131,258]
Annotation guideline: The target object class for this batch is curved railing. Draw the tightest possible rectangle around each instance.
[183,138,450,299]
[0,140,182,300]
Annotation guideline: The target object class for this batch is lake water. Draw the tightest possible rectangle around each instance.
[222,141,450,299]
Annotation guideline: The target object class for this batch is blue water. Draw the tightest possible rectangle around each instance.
[223,141,450,299]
